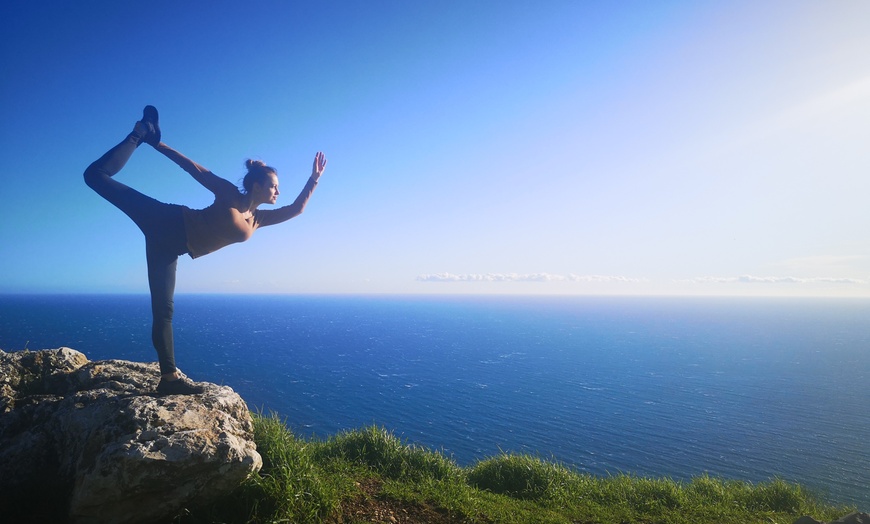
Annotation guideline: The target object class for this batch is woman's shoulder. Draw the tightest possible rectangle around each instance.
[212,186,245,205]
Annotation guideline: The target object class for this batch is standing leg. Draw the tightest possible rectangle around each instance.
[147,242,178,376]
[147,240,203,395]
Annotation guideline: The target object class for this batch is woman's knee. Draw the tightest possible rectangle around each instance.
[151,295,175,322]
[83,164,105,190]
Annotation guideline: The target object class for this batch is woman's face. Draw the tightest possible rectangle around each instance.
[253,173,280,205]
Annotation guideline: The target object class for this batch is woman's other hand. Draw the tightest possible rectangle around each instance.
[311,151,327,182]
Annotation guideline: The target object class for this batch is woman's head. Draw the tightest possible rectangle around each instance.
[243,159,280,205]
[242,159,278,192]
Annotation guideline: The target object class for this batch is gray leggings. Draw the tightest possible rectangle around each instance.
[84,132,188,375]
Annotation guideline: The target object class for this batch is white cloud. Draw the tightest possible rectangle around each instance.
[416,273,646,283]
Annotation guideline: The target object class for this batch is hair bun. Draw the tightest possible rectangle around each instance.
[245,159,266,169]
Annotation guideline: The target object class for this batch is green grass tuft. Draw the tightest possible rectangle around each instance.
[244,413,341,523]
[467,453,581,502]
[314,424,461,482]
[177,412,857,524]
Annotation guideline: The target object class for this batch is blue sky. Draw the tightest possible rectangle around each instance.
[2,1,869,296]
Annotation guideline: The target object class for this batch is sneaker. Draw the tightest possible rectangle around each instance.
[156,376,205,395]
[141,105,161,147]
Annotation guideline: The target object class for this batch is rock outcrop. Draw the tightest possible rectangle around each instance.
[795,513,870,524]
[0,347,262,524]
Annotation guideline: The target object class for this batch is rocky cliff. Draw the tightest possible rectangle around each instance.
[0,347,262,524]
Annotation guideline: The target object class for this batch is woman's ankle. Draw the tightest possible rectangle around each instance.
[129,122,148,146]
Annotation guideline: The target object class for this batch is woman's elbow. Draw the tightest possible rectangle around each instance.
[289,202,307,218]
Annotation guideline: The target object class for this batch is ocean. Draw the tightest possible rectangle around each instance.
[1,294,868,509]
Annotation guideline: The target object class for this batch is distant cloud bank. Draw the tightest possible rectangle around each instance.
[416,273,645,283]
[416,273,867,286]
[680,275,867,285]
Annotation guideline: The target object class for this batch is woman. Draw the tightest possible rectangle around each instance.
[84,106,327,395]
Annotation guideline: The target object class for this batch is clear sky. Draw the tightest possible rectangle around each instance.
[2,1,869,297]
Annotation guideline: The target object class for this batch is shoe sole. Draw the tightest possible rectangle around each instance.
[143,105,159,125]
[141,105,161,146]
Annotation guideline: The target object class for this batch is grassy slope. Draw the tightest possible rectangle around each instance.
[177,412,855,524]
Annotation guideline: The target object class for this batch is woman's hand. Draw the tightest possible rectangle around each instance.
[310,151,327,182]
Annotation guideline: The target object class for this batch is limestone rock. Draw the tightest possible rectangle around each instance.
[833,513,870,524]
[794,517,825,524]
[794,513,870,524]
[0,346,88,413]
[0,348,262,524]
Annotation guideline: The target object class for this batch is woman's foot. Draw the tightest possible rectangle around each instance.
[131,121,150,146]
[156,376,205,395]
[141,105,161,147]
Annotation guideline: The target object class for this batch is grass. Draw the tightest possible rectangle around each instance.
[176,412,855,524]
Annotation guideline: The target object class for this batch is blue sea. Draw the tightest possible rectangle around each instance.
[1,294,868,509]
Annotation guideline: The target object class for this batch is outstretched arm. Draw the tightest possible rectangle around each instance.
[257,152,327,227]
[154,142,239,199]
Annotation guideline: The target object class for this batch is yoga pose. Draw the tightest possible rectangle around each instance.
[84,106,327,395]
